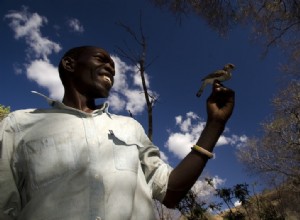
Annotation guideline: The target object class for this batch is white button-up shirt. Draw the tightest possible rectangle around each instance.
[0,95,171,220]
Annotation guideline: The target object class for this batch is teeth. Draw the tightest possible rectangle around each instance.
[103,75,111,84]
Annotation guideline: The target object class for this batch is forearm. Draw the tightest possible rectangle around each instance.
[162,120,225,208]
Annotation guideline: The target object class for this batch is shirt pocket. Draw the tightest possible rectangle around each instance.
[24,133,76,189]
[109,130,140,173]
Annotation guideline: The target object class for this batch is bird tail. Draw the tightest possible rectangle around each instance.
[196,82,206,97]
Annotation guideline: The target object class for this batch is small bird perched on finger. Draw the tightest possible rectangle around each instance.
[196,63,235,97]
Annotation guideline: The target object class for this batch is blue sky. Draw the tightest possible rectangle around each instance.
[1,0,284,204]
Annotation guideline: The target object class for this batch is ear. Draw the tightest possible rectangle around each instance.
[61,57,75,72]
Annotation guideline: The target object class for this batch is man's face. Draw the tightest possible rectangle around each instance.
[72,47,115,98]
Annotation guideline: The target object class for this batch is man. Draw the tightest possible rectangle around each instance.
[0,46,235,220]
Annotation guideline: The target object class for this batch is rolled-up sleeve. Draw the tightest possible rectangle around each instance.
[135,122,172,202]
[0,115,21,219]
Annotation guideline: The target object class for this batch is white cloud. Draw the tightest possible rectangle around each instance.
[5,8,45,39]
[217,134,248,147]
[176,112,200,132]
[110,55,132,91]
[132,65,150,89]
[192,176,225,197]
[107,93,126,112]
[5,8,156,107]
[67,18,84,33]
[165,132,198,159]
[5,7,63,100]
[165,112,248,159]
[165,112,205,158]
[26,60,63,100]
[13,63,23,75]
[5,7,61,61]
[124,89,146,114]
[159,151,169,163]
[234,200,242,207]
[175,115,182,124]
[108,55,157,115]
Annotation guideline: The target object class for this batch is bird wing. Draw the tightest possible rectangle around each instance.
[201,69,226,81]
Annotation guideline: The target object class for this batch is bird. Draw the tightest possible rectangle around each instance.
[196,63,235,97]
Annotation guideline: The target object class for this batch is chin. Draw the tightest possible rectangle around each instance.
[96,90,110,99]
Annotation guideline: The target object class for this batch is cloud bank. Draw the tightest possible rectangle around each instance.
[5,6,61,61]
[5,7,63,100]
[165,112,248,159]
[5,7,155,115]
[192,176,225,198]
[108,55,156,115]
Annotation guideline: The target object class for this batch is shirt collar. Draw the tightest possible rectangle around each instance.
[31,91,111,116]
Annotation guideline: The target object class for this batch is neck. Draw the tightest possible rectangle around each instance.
[62,91,97,113]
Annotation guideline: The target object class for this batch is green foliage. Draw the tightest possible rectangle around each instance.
[0,104,10,121]
[257,203,285,220]
[156,178,292,219]
[204,178,288,220]
[213,182,249,219]
[176,190,209,220]
[233,184,249,205]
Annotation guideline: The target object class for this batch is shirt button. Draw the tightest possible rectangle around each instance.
[96,217,101,220]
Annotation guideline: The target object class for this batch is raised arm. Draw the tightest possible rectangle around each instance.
[163,81,235,208]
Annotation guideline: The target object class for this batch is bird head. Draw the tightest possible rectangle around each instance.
[224,63,235,71]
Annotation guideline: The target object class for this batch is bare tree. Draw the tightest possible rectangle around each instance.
[150,0,300,77]
[150,0,300,211]
[241,0,300,77]
[115,13,173,219]
[236,81,300,216]
[237,81,300,191]
[176,190,209,220]
[149,0,237,35]
[116,13,212,220]
[115,14,158,141]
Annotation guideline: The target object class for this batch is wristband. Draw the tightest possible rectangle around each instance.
[191,145,214,159]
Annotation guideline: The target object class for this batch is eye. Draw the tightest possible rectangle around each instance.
[94,55,104,62]
[94,53,111,64]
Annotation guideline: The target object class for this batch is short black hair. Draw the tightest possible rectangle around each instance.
[58,46,96,85]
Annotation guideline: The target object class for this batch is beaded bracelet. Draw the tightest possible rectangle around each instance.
[191,145,214,159]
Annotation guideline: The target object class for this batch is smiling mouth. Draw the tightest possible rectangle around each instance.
[103,75,112,86]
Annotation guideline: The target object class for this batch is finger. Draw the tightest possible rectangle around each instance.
[211,81,227,96]
[209,82,235,107]
[213,80,226,91]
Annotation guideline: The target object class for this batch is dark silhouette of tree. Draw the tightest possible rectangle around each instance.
[236,81,300,217]
[149,2,300,217]
[176,190,210,220]
[115,14,158,141]
[150,0,300,77]
[237,81,300,193]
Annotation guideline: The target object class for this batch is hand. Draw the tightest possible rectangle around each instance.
[206,80,235,124]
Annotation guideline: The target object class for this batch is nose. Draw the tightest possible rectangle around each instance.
[104,62,115,76]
